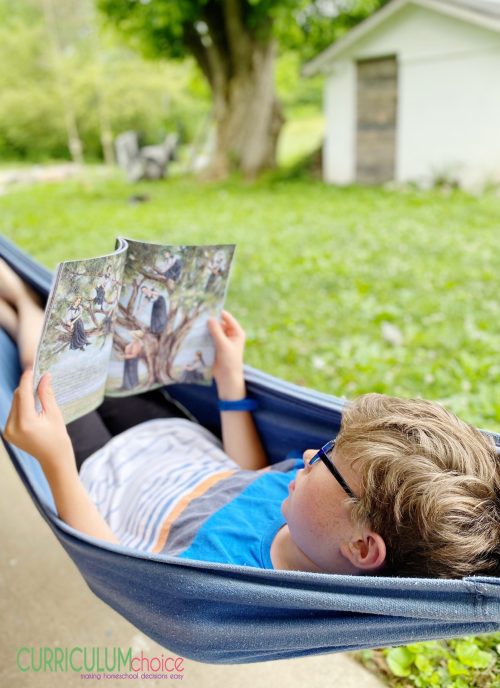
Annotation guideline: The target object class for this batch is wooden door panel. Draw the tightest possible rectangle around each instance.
[356,56,398,184]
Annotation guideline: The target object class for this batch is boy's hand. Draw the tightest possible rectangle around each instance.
[207,310,246,400]
[4,369,74,473]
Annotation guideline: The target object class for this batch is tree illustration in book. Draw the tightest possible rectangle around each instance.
[33,238,235,424]
[105,241,234,394]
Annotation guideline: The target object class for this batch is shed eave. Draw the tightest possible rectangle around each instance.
[302,0,500,76]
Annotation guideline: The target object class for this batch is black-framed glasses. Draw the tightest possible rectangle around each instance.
[308,439,358,500]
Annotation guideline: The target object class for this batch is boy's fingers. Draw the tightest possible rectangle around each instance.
[221,309,235,323]
[209,313,245,347]
[4,399,19,438]
[16,369,37,417]
[220,310,243,335]
[207,318,224,343]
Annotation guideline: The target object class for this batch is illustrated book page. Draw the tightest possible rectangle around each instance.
[33,239,127,424]
[105,239,236,396]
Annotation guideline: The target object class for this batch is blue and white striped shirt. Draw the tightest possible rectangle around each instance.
[79,418,301,568]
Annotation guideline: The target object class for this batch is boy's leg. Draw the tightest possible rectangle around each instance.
[0,259,45,370]
[66,412,113,472]
[96,389,191,436]
[0,298,19,341]
[68,390,191,472]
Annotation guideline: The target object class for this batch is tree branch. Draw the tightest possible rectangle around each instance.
[111,329,127,353]
[116,312,139,331]
[202,1,231,97]
[223,0,252,73]
[183,23,213,87]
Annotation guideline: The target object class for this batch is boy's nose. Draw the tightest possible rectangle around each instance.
[302,449,317,464]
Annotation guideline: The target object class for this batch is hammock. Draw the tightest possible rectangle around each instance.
[1,234,499,664]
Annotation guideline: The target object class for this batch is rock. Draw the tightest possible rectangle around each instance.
[115,131,179,182]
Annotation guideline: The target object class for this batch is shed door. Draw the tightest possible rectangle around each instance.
[356,56,398,184]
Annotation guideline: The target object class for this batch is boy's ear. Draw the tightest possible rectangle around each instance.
[340,531,386,572]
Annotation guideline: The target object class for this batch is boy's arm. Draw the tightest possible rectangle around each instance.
[4,370,119,545]
[208,311,268,471]
[217,369,268,471]
[44,455,119,544]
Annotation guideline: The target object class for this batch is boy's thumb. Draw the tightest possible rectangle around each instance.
[38,373,58,413]
[207,318,223,342]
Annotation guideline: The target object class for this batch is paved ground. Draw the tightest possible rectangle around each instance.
[0,164,83,195]
[0,441,385,688]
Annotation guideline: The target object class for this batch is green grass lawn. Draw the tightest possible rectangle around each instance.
[1,169,500,431]
[278,109,325,165]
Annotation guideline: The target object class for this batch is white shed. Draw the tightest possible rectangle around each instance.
[304,0,500,188]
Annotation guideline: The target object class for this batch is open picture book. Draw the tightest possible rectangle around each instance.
[33,238,236,424]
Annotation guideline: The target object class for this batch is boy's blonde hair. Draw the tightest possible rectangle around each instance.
[336,394,500,579]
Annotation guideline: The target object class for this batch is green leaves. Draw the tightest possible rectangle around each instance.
[447,659,468,677]
[386,647,414,677]
[454,640,493,670]
[365,635,499,687]
[97,0,390,68]
[0,0,210,161]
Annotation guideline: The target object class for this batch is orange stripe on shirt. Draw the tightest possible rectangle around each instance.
[151,470,235,554]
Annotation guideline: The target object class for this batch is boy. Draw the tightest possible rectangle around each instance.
[2,259,499,578]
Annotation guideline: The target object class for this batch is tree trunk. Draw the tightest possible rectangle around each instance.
[42,0,84,165]
[210,40,284,179]
[185,0,285,180]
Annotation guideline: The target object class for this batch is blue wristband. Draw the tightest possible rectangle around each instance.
[218,398,258,412]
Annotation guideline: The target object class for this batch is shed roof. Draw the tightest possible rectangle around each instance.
[454,0,500,18]
[303,0,500,75]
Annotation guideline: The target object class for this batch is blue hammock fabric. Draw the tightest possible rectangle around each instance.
[1,235,500,664]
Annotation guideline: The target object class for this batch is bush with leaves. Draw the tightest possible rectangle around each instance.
[358,634,500,688]
[0,0,209,161]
